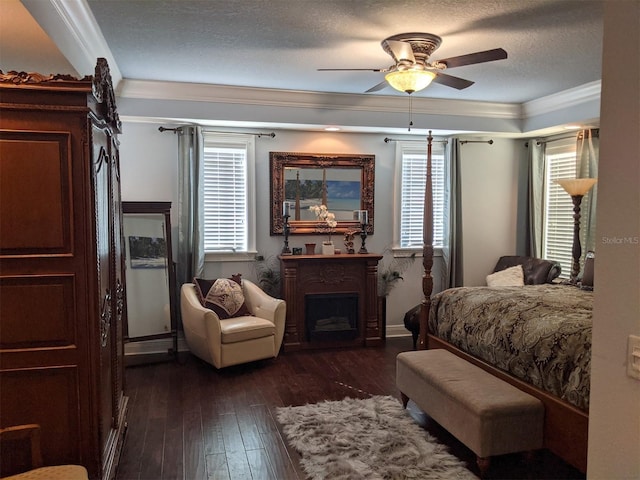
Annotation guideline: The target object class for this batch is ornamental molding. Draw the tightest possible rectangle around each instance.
[0,70,87,84]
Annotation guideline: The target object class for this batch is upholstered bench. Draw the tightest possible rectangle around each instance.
[396,349,544,475]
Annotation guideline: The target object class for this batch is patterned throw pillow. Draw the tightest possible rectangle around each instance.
[193,274,252,319]
[486,265,525,287]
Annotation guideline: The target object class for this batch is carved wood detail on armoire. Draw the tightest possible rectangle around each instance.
[0,59,128,480]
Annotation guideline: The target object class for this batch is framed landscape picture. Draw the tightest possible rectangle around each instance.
[128,236,167,269]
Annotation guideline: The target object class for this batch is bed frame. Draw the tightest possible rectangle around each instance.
[417,132,588,473]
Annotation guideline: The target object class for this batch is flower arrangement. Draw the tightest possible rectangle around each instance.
[309,204,337,244]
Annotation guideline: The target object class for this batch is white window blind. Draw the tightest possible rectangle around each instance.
[399,145,445,248]
[202,134,254,254]
[543,141,577,278]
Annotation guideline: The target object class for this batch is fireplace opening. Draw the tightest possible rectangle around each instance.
[305,293,359,342]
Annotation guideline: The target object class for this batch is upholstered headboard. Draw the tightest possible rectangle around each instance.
[493,256,562,285]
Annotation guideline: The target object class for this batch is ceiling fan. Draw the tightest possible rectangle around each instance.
[318,33,507,94]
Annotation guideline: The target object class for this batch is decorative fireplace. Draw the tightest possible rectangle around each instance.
[279,253,383,350]
[305,293,359,342]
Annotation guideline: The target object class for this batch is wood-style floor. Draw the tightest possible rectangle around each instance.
[115,337,586,480]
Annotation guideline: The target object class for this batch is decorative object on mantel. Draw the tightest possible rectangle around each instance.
[320,243,333,255]
[310,204,337,255]
[281,201,292,255]
[343,230,358,254]
[555,177,598,284]
[305,243,316,255]
[354,209,369,253]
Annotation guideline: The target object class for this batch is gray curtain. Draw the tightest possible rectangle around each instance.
[176,125,205,285]
[441,138,463,288]
[575,129,599,256]
[527,140,546,258]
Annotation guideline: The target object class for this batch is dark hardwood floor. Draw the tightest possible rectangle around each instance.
[115,337,586,480]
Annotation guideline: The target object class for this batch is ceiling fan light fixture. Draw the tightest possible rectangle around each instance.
[385,70,436,94]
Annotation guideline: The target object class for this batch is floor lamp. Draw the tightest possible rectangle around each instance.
[555,178,597,284]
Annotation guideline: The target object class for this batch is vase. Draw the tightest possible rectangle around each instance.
[305,243,316,255]
[322,241,335,255]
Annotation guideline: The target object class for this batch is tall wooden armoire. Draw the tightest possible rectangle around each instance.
[0,59,128,480]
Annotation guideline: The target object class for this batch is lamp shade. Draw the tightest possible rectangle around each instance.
[385,70,436,94]
[555,178,598,196]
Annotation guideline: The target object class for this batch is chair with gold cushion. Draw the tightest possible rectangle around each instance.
[180,278,286,369]
[0,424,88,480]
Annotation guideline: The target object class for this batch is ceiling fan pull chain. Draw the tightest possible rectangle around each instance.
[408,95,414,131]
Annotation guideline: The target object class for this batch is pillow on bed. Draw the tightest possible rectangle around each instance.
[486,265,524,287]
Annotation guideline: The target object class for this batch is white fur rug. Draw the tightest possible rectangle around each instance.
[276,395,478,479]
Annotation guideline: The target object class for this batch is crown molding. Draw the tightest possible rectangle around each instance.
[118,79,521,120]
[118,77,601,125]
[522,80,601,118]
[21,0,121,85]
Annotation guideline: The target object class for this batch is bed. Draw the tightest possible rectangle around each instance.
[417,133,590,473]
[429,284,592,411]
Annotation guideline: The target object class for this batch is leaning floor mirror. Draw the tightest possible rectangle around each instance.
[122,201,177,364]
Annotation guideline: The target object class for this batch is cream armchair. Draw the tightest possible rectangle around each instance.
[180,280,286,368]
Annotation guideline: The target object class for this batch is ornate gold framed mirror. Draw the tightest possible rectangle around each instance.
[269,152,375,235]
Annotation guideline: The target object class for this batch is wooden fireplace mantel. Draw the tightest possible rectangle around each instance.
[279,253,383,350]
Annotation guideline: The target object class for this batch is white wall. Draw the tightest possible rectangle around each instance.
[460,140,522,286]
[119,123,520,334]
[587,2,640,478]
[118,123,178,203]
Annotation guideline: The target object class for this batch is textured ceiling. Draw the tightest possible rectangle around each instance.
[84,0,604,104]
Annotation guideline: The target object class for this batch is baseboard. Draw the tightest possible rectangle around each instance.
[124,333,189,356]
[124,329,411,360]
[386,325,412,338]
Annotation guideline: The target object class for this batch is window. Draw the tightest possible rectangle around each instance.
[202,133,256,257]
[396,142,445,250]
[543,139,577,277]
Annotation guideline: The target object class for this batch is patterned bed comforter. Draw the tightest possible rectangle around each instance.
[428,284,592,411]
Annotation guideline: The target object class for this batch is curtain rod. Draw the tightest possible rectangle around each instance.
[384,137,448,144]
[158,126,276,138]
[526,129,598,147]
[460,139,493,145]
[158,126,181,133]
[535,134,576,146]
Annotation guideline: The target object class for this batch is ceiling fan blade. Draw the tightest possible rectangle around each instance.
[385,40,416,63]
[365,80,389,93]
[438,48,507,69]
[432,72,475,90]
[318,68,384,72]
